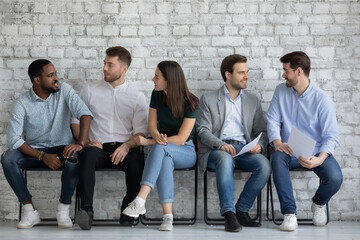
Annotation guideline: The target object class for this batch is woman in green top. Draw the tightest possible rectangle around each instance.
[122,61,199,231]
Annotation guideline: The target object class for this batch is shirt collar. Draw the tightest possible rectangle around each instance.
[105,80,128,91]
[29,87,50,102]
[223,85,242,101]
[292,80,313,98]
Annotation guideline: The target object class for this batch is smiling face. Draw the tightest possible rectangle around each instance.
[37,63,59,93]
[152,67,167,92]
[282,62,299,88]
[225,62,249,91]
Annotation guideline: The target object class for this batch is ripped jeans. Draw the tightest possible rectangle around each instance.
[1,145,79,204]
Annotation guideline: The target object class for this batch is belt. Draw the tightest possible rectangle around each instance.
[224,139,244,145]
[103,142,120,146]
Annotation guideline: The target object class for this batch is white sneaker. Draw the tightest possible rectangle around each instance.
[122,199,146,218]
[17,204,41,229]
[312,203,327,226]
[280,213,298,231]
[159,215,173,231]
[56,203,73,229]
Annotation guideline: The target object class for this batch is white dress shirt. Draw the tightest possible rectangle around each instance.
[72,80,148,143]
[221,85,247,144]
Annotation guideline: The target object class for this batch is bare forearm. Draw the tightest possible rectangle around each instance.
[17,143,41,159]
[124,133,146,149]
[78,115,92,146]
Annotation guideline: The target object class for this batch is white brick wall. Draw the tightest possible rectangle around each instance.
[0,0,359,221]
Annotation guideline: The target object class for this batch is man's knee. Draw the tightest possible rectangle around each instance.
[210,150,234,172]
[271,151,289,169]
[1,149,19,168]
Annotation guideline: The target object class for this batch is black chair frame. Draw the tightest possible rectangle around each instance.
[203,168,262,225]
[140,162,198,226]
[19,168,66,224]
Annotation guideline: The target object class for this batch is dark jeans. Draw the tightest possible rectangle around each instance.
[1,145,79,204]
[78,143,144,212]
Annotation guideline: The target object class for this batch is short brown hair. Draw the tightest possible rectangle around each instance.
[106,46,132,67]
[220,54,247,82]
[280,51,311,77]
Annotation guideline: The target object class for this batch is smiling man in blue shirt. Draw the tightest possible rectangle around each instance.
[1,59,92,229]
[267,51,343,231]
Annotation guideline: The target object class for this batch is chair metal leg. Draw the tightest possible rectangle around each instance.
[266,176,330,225]
[140,166,197,226]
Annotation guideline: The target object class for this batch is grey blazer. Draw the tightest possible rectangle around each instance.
[196,85,268,174]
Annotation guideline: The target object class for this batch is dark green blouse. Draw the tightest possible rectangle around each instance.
[149,90,198,140]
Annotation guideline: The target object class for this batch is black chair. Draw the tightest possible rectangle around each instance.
[75,168,139,226]
[19,168,67,224]
[266,146,330,226]
[140,162,198,225]
[203,167,262,225]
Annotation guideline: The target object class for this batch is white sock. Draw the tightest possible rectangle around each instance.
[163,214,173,219]
[23,203,35,212]
[58,202,70,211]
[135,196,145,207]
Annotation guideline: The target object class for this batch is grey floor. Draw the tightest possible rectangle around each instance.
[0,221,359,240]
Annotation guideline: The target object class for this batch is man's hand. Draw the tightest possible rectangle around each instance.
[43,153,62,170]
[134,135,155,146]
[88,139,103,149]
[220,144,236,157]
[63,143,83,158]
[299,153,327,169]
[273,140,293,156]
[110,143,129,165]
[249,144,262,154]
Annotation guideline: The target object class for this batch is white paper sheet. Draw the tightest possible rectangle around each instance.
[287,126,316,159]
[234,133,263,157]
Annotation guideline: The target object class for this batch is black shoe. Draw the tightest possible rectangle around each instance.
[75,209,93,230]
[119,213,135,226]
[223,211,242,232]
[236,209,261,227]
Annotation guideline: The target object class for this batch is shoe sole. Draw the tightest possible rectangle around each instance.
[75,210,91,230]
[122,209,146,218]
[280,226,298,231]
[225,226,242,232]
[158,227,173,231]
[17,219,41,229]
[58,223,73,229]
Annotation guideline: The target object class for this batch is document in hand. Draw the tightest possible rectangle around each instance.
[234,133,263,157]
[287,126,316,159]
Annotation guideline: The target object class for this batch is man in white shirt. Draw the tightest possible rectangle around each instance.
[72,46,148,230]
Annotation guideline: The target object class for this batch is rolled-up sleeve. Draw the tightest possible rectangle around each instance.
[7,102,26,149]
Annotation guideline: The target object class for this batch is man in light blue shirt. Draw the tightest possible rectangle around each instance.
[267,51,343,231]
[197,54,270,232]
[1,59,92,229]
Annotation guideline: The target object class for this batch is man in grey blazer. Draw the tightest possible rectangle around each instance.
[196,54,271,232]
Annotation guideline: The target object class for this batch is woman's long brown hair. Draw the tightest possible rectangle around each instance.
[157,61,199,118]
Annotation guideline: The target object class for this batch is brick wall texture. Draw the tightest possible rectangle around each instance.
[0,0,359,221]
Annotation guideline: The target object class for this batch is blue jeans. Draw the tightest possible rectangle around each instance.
[207,144,271,215]
[1,145,79,204]
[141,140,196,204]
[271,151,343,215]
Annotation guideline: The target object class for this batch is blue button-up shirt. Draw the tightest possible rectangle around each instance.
[221,85,247,144]
[7,82,93,149]
[267,82,338,156]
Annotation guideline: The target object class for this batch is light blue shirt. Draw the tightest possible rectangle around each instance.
[221,86,247,144]
[267,82,339,156]
[7,82,93,150]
